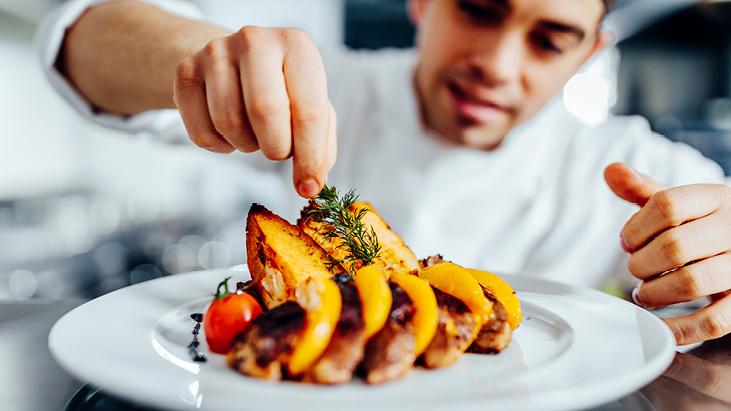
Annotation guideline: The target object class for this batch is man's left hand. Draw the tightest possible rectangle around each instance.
[605,162,731,345]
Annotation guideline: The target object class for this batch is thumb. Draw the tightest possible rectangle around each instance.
[604,163,667,207]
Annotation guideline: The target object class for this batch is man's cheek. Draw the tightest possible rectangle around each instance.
[520,83,554,120]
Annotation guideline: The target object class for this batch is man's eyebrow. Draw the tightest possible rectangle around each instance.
[538,21,586,41]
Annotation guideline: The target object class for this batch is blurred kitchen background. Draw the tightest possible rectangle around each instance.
[0,0,729,301]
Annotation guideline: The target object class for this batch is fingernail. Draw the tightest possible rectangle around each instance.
[632,282,646,307]
[297,179,320,198]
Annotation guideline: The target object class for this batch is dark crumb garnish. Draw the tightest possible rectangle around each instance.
[189,312,207,363]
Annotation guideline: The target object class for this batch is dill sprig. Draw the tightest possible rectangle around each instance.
[305,185,381,274]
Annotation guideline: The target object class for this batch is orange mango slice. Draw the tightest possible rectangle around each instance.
[419,262,493,333]
[467,269,522,330]
[354,266,392,339]
[288,277,342,375]
[390,272,438,357]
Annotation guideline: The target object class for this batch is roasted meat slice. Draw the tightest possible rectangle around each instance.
[361,282,416,384]
[299,201,420,276]
[305,274,367,384]
[246,203,343,309]
[468,289,512,354]
[227,301,306,380]
[420,287,476,368]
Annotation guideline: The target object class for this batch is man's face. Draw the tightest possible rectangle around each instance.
[412,0,608,149]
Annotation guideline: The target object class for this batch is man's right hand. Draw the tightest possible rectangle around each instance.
[173,26,336,198]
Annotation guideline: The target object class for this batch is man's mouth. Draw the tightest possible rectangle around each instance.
[447,81,511,126]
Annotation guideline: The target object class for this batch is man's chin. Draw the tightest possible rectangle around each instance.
[445,125,508,151]
[423,107,510,151]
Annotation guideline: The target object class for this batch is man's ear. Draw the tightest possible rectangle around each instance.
[590,30,614,58]
[595,31,614,53]
[407,0,427,26]
[576,30,614,67]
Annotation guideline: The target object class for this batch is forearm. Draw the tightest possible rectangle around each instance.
[60,0,228,115]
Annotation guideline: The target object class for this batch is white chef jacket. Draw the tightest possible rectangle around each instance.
[35,0,728,288]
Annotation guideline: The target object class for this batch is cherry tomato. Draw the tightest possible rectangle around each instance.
[204,277,263,354]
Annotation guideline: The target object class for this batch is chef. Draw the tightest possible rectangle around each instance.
[37,0,731,345]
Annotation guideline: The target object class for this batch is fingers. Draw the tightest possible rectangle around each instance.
[202,41,258,153]
[604,163,666,207]
[174,58,234,153]
[621,185,725,252]
[628,211,731,279]
[238,27,293,162]
[664,352,731,403]
[283,30,331,198]
[635,252,731,308]
[175,27,335,199]
[663,293,731,345]
[616,179,731,346]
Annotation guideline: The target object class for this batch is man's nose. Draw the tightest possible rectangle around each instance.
[468,32,523,87]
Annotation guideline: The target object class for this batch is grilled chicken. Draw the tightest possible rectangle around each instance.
[469,289,512,354]
[299,202,420,276]
[247,203,343,308]
[304,274,367,384]
[420,287,475,368]
[227,301,306,380]
[361,282,416,384]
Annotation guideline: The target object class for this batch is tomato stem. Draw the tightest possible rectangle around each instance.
[215,277,232,300]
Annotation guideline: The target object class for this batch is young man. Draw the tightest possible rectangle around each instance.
[38,0,731,345]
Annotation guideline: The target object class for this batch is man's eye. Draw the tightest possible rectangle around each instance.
[457,0,501,23]
[532,34,563,54]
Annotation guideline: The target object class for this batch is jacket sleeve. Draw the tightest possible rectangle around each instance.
[34,0,205,145]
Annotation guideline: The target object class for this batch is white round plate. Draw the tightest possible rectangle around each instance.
[49,265,675,411]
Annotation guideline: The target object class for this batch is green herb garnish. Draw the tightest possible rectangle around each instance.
[305,185,381,274]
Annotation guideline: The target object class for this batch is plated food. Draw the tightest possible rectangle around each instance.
[206,186,522,385]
